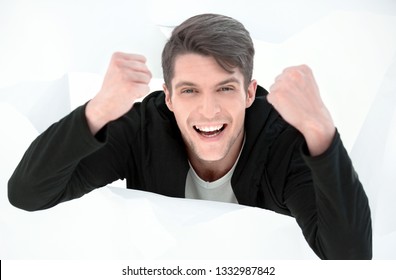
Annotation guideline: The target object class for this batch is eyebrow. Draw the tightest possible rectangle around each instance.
[215,77,240,87]
[174,77,240,89]
[174,81,197,89]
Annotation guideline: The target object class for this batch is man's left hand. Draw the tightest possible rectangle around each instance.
[267,65,336,156]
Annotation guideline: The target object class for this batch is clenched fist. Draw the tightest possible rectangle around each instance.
[267,65,335,156]
[86,52,152,135]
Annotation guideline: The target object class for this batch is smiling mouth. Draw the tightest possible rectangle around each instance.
[193,124,226,138]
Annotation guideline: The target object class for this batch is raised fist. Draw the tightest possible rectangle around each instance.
[267,65,335,156]
[86,52,152,134]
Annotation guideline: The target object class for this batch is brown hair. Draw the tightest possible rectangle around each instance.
[161,14,255,91]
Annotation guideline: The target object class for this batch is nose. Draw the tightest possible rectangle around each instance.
[198,92,221,119]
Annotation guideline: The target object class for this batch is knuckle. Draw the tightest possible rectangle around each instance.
[111,52,125,67]
[283,64,312,80]
[137,54,147,62]
[291,71,302,81]
[269,83,278,93]
[129,53,147,63]
[300,64,311,71]
[283,67,303,82]
[299,64,312,75]
[112,52,123,60]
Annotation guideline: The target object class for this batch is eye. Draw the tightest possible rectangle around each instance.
[218,86,234,92]
[181,88,196,94]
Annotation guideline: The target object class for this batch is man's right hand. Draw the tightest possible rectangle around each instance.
[85,52,152,135]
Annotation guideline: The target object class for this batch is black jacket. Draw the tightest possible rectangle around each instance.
[8,86,372,259]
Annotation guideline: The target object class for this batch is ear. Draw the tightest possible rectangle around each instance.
[163,84,173,112]
[245,79,257,108]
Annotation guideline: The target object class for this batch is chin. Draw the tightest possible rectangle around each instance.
[195,149,227,163]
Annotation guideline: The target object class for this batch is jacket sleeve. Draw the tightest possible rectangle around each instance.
[281,129,372,259]
[8,104,129,211]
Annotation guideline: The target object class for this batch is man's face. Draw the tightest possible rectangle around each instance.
[164,53,257,165]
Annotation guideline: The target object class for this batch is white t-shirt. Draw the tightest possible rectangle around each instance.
[184,138,245,204]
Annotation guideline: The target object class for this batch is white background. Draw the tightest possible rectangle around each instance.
[1,0,396,262]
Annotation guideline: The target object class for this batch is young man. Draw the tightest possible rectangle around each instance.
[8,14,372,259]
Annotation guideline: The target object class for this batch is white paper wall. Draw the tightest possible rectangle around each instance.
[1,0,395,259]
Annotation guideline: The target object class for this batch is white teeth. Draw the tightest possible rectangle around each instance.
[194,125,223,132]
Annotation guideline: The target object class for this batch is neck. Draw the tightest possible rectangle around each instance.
[188,134,244,182]
[190,161,231,182]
